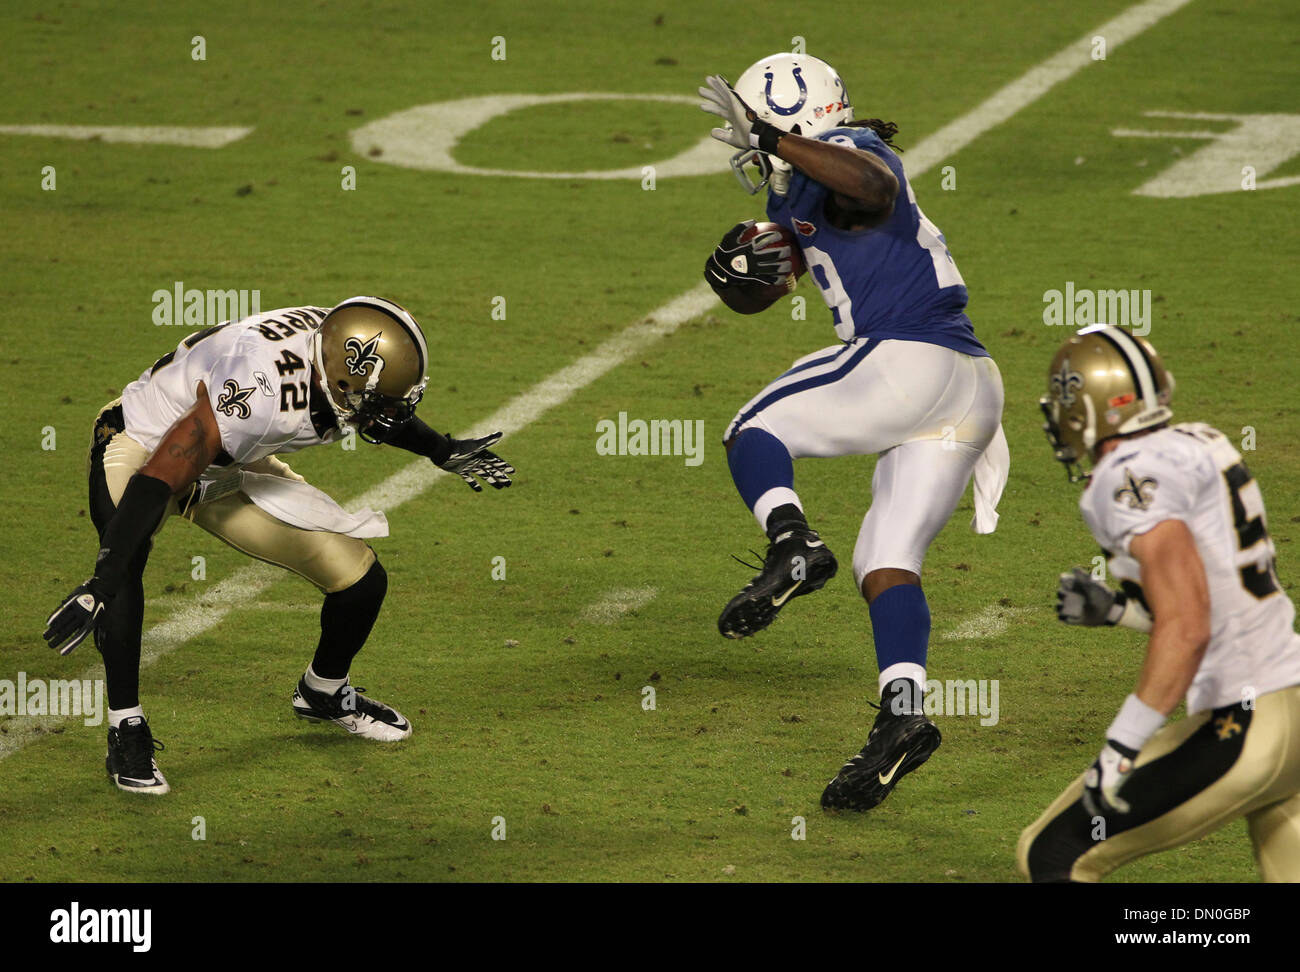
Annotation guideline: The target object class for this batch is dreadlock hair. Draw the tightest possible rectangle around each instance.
[847,118,902,152]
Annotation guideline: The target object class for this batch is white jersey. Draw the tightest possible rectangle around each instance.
[1081,422,1300,713]
[121,306,338,468]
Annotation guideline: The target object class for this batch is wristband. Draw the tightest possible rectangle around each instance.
[749,119,784,156]
[384,417,452,465]
[1116,594,1154,633]
[1105,693,1166,753]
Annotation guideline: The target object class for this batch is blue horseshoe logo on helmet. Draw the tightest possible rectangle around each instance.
[764,66,808,116]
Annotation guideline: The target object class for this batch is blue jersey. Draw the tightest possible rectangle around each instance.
[767,126,987,357]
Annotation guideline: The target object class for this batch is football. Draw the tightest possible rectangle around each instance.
[725,222,806,314]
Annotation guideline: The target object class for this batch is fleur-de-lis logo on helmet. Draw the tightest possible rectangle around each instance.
[1050,357,1084,407]
[1113,468,1158,510]
[343,333,384,377]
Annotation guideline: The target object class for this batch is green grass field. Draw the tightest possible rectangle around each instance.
[2,0,1298,883]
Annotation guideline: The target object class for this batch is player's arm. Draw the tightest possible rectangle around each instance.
[1081,519,1211,818]
[1129,519,1212,713]
[384,416,514,491]
[139,381,224,491]
[699,75,898,212]
[769,133,898,212]
[43,384,222,655]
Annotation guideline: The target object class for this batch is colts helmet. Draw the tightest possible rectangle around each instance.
[729,53,853,195]
[1041,325,1175,482]
[311,296,429,444]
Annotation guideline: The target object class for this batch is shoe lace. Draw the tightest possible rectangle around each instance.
[335,685,385,719]
[119,725,164,778]
[729,549,767,572]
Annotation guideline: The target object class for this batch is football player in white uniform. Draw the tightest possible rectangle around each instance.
[1019,325,1300,881]
[44,297,514,794]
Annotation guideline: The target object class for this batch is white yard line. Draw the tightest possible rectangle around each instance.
[579,587,659,625]
[0,125,253,148]
[3,0,1189,759]
[939,605,1037,642]
[901,0,1196,177]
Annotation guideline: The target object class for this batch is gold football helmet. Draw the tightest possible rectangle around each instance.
[1041,325,1174,482]
[311,296,429,443]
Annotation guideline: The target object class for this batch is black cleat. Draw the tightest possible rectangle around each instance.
[718,526,837,638]
[822,681,940,812]
[106,715,169,795]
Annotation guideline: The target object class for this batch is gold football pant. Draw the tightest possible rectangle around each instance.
[90,401,374,594]
[1017,684,1300,882]
[87,400,380,709]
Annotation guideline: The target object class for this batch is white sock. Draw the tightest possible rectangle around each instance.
[304,664,348,695]
[878,663,927,698]
[754,487,802,532]
[108,705,145,728]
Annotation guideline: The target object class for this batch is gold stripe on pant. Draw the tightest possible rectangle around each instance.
[1017,684,1300,882]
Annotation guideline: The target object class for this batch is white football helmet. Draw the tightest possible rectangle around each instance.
[730,53,853,195]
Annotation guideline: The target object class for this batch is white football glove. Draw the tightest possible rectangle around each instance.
[1082,740,1138,818]
[699,75,784,154]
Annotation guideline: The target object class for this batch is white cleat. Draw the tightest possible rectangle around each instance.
[291,678,412,741]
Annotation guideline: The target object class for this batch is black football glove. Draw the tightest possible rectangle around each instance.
[704,220,795,292]
[1056,567,1121,626]
[438,431,515,491]
[44,579,110,656]
[1081,740,1138,819]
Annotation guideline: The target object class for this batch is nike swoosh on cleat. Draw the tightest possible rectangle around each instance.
[878,752,908,786]
[770,581,803,607]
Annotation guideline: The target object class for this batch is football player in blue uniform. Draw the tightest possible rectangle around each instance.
[699,54,1009,811]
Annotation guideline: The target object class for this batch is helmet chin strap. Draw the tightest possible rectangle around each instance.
[311,332,358,429]
[363,355,386,395]
[1080,393,1098,453]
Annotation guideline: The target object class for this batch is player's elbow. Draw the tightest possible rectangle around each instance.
[860,164,898,211]
[1183,607,1212,655]
[1160,605,1211,658]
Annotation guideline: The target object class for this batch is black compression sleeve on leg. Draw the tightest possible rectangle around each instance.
[97,547,149,710]
[383,417,452,465]
[93,473,173,598]
[312,560,388,679]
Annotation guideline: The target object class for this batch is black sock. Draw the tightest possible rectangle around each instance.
[98,571,146,710]
[312,560,387,679]
[765,503,808,540]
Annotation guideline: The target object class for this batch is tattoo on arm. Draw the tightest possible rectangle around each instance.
[165,415,209,477]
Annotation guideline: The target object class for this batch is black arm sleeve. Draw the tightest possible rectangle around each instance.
[384,416,453,465]
[92,473,174,597]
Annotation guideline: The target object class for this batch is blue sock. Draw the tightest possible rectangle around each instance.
[727,428,793,511]
[869,584,931,672]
